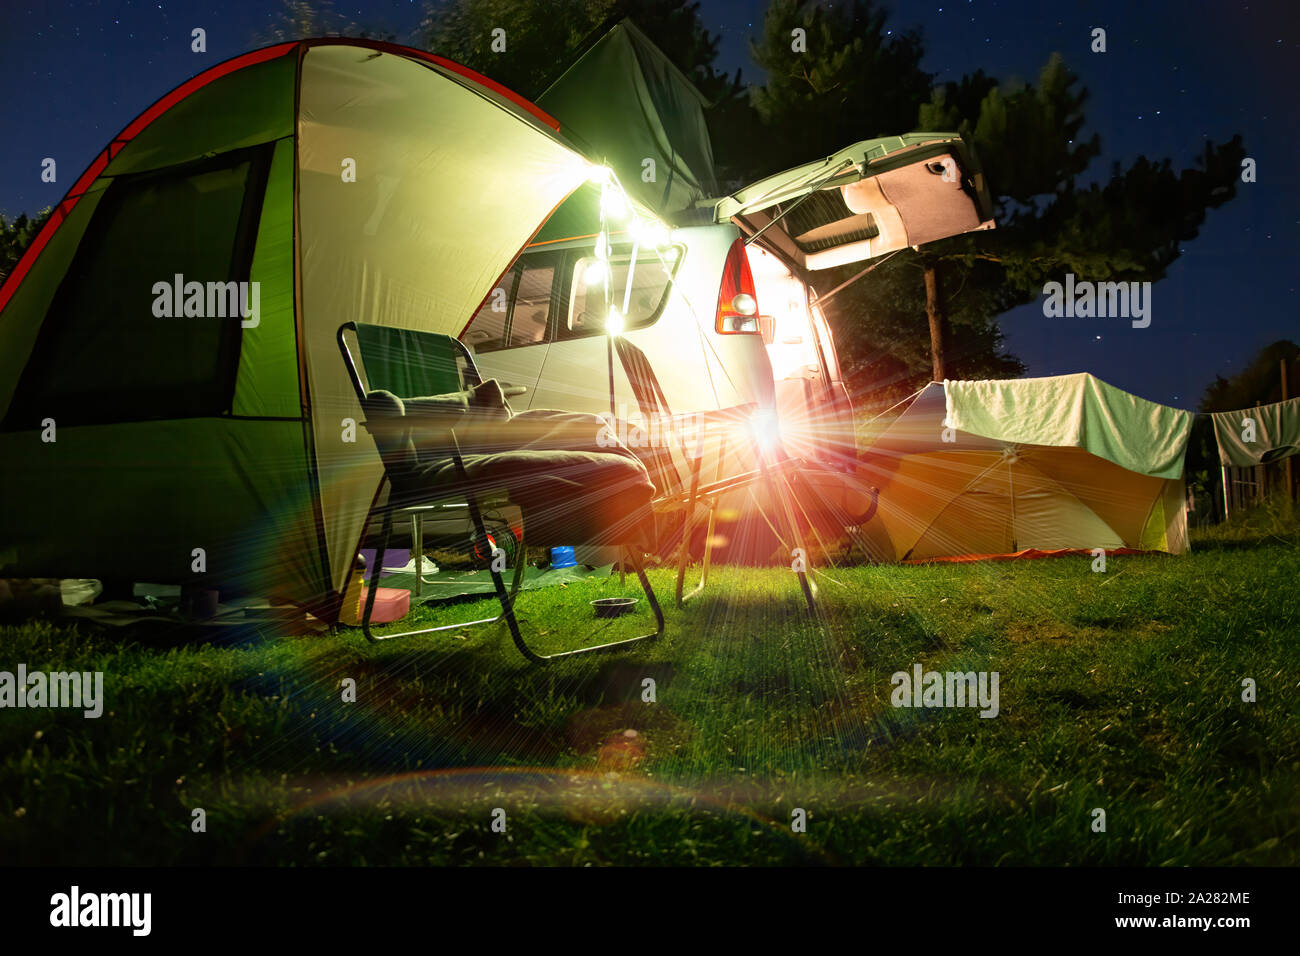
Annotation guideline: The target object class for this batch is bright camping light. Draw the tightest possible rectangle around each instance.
[601,189,630,220]
[748,406,781,454]
[629,216,671,249]
[584,260,610,287]
[587,165,614,184]
[606,308,625,335]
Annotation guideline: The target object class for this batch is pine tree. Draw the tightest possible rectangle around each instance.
[749,3,1245,404]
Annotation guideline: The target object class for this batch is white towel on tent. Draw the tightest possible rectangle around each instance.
[943,373,1193,479]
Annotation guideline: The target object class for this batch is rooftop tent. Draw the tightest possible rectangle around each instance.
[852,374,1193,562]
[0,39,590,619]
[710,133,996,273]
[537,19,717,222]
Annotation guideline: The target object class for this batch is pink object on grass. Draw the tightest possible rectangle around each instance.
[359,587,409,624]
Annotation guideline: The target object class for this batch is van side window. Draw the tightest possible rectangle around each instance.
[462,260,556,352]
[463,277,511,351]
[560,245,677,341]
[507,264,552,347]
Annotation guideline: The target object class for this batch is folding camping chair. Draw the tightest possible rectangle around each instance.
[612,338,818,613]
[337,321,664,663]
[344,324,527,603]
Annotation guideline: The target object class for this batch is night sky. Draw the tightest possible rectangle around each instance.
[1,0,1296,408]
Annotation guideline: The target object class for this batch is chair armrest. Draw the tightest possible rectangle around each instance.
[403,393,472,418]
[404,379,511,420]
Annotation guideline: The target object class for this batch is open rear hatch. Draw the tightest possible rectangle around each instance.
[709,133,995,272]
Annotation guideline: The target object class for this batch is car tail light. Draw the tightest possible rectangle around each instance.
[715,239,760,334]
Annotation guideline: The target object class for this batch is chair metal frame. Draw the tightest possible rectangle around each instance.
[608,337,818,611]
[665,418,818,614]
[337,321,664,663]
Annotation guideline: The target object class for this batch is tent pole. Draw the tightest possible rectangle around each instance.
[1007,452,1017,552]
[1283,359,1294,500]
[1221,464,1230,522]
[1254,401,1264,503]
[607,333,616,418]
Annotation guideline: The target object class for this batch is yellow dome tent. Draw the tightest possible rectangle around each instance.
[850,375,1192,562]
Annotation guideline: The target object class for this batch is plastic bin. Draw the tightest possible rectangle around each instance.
[357,586,409,624]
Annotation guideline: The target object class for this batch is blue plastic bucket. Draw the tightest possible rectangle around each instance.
[550,546,577,569]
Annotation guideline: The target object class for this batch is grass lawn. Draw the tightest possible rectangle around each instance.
[1,522,1297,866]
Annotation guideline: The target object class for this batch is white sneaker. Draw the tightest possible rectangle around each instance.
[385,555,439,575]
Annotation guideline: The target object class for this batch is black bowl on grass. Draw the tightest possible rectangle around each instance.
[591,597,638,618]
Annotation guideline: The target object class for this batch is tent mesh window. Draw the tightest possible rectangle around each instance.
[4,144,273,430]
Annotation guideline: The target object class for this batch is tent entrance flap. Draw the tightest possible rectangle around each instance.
[712,133,995,272]
[297,44,591,595]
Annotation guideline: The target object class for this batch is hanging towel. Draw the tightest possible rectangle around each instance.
[1209,397,1300,466]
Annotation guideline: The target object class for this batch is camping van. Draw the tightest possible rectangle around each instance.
[466,130,996,454]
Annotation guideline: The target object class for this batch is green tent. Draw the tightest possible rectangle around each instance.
[537,19,717,222]
[0,39,594,620]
